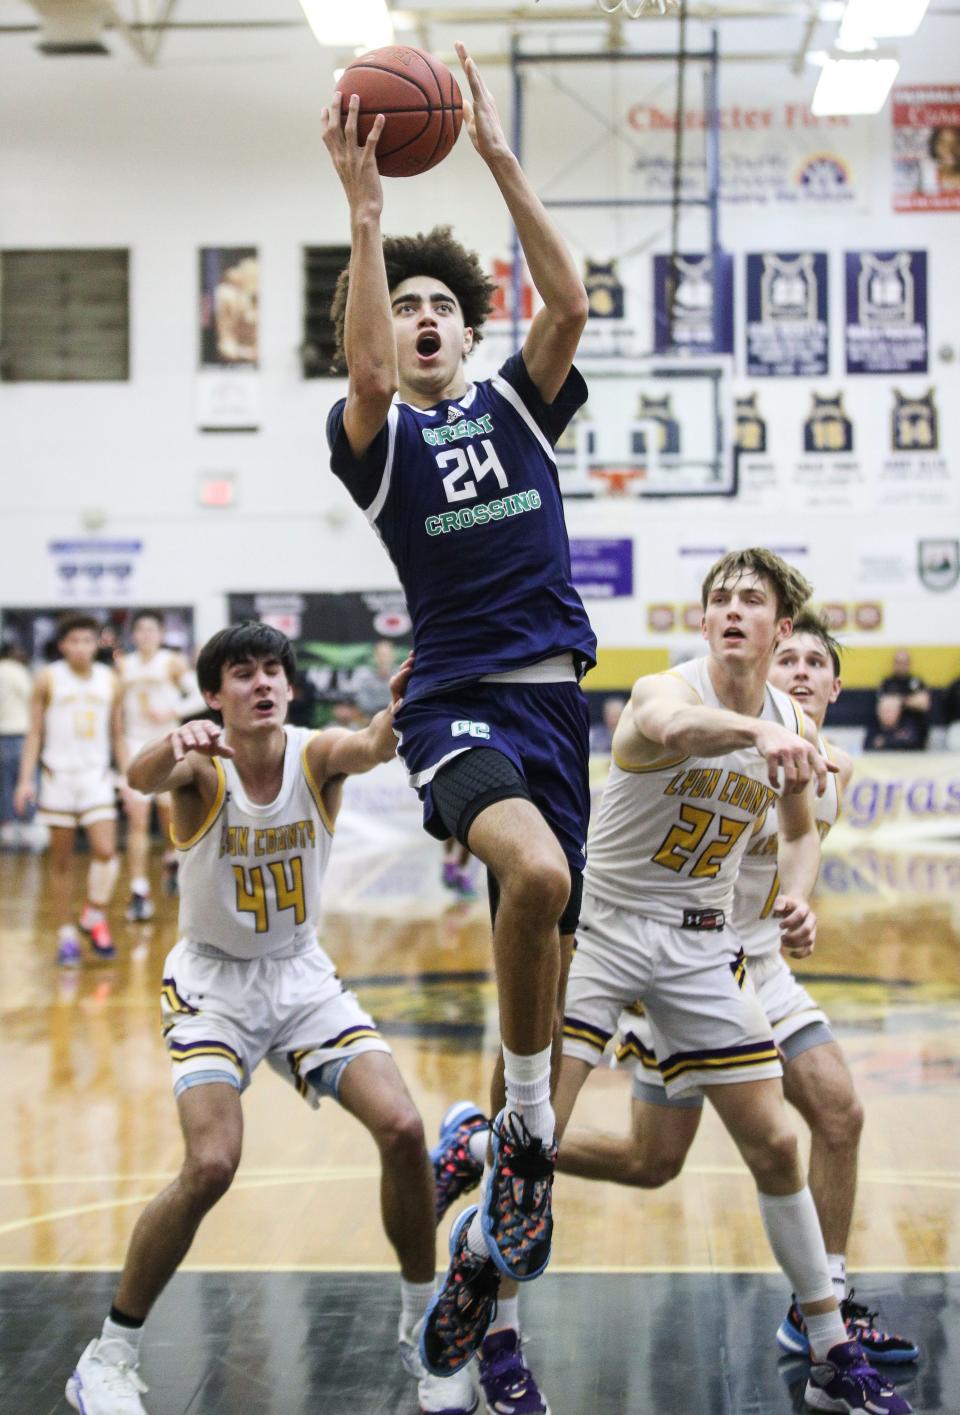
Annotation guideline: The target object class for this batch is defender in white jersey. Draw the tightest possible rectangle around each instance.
[15,614,126,964]
[558,610,918,1366]
[119,610,194,921]
[553,552,910,1414]
[66,623,478,1415]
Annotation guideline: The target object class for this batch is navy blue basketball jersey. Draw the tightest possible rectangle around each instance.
[327,353,597,702]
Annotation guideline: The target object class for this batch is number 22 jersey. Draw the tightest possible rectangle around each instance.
[585,656,805,927]
[326,352,597,702]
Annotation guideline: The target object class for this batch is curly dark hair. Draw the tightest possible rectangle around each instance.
[329,225,498,372]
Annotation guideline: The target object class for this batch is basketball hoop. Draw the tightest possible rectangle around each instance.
[588,466,646,496]
[595,0,678,15]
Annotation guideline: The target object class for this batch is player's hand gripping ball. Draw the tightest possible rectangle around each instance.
[336,46,463,177]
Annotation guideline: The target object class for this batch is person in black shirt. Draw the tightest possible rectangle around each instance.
[869,650,931,751]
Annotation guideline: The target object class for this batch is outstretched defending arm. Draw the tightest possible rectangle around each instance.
[619,672,837,796]
[321,92,396,456]
[455,42,588,403]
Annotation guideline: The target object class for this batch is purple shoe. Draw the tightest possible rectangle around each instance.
[442,860,460,891]
[805,1339,912,1413]
[431,1101,488,1223]
[482,1110,556,1282]
[478,1329,550,1414]
[57,933,82,967]
[420,1205,500,1377]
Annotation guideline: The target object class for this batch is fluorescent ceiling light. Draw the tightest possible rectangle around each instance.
[840,0,930,40]
[299,0,394,50]
[812,54,900,115]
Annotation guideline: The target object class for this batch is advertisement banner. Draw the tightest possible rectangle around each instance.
[831,753,960,843]
[626,99,863,210]
[569,539,634,599]
[227,591,411,727]
[197,245,260,431]
[746,251,829,377]
[47,539,142,602]
[652,251,734,355]
[892,85,960,213]
[845,251,928,375]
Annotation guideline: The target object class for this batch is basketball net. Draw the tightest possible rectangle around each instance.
[596,0,678,14]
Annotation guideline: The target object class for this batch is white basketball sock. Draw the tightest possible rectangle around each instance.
[468,1127,490,1164]
[100,1315,143,1361]
[828,1252,847,1302]
[502,1043,554,1143]
[400,1277,435,1332]
[489,1295,520,1335]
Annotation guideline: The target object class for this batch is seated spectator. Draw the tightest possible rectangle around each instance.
[589,695,626,755]
[944,674,960,751]
[872,649,931,750]
[865,693,925,751]
[330,696,366,730]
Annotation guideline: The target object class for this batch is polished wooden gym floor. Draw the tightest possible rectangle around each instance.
[1,833,958,1413]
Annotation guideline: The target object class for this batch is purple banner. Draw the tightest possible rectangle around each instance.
[653,252,734,356]
[845,250,928,375]
[746,251,829,377]
[570,539,633,599]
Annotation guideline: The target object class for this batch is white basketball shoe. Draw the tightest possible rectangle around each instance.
[400,1317,479,1414]
[66,1338,149,1414]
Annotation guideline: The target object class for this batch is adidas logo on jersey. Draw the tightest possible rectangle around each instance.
[447,405,463,423]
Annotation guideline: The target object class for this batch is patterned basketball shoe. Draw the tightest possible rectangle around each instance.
[420,1206,501,1377]
[478,1329,550,1415]
[66,1338,149,1414]
[432,1101,488,1222]
[481,1110,557,1282]
[804,1339,912,1412]
[778,1293,919,1365]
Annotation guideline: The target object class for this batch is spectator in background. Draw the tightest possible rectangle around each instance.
[865,694,924,751]
[943,674,960,752]
[870,649,931,751]
[589,695,626,755]
[353,639,400,721]
[330,696,366,731]
[0,644,33,849]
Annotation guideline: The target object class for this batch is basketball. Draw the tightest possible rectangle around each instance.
[336,46,463,178]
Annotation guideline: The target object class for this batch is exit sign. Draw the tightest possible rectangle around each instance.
[198,473,237,508]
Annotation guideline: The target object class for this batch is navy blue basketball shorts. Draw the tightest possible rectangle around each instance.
[394,679,591,874]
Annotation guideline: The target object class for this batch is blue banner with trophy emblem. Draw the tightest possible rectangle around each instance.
[746,251,828,377]
[845,251,928,375]
[653,252,734,355]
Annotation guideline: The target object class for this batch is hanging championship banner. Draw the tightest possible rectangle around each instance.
[845,251,928,375]
[652,252,734,355]
[196,246,260,431]
[746,251,828,377]
[892,85,960,213]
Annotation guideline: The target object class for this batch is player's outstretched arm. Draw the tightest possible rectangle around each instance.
[127,720,234,797]
[772,788,821,959]
[455,41,588,402]
[321,91,396,456]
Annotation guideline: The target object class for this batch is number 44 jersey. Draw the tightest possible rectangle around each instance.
[327,353,597,702]
[175,726,335,961]
[584,656,806,928]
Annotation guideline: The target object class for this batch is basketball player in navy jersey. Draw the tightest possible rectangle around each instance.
[323,41,595,1387]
